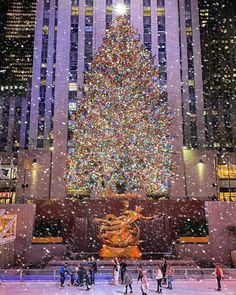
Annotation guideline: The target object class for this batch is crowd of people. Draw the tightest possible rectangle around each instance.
[59,256,97,290]
[59,257,224,293]
[113,257,175,294]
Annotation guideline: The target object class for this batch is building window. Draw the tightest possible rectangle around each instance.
[143,0,151,7]
[84,15,93,71]
[157,0,167,92]
[106,0,113,29]
[143,16,151,51]
[86,0,93,6]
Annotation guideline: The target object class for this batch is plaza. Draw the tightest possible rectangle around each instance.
[0,2,236,294]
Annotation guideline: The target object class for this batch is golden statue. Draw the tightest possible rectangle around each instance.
[95,202,155,259]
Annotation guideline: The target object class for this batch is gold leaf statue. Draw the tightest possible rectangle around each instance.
[95,203,155,259]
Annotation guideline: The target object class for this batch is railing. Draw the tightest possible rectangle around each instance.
[0,268,235,282]
[0,209,5,217]
[0,214,17,245]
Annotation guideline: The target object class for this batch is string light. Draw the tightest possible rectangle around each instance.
[66,16,175,196]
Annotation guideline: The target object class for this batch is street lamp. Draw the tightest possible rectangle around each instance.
[227,156,232,201]
[20,158,37,204]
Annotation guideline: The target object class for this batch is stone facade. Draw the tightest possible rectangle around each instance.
[26,0,205,199]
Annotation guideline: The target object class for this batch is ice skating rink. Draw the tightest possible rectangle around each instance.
[0,280,236,295]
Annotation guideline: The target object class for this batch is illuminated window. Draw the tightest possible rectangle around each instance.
[42,25,49,35]
[69,83,77,91]
[157,7,165,16]
[218,165,236,179]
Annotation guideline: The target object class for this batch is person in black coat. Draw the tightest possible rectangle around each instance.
[137,264,143,283]
[77,262,86,286]
[160,258,167,285]
[90,256,97,285]
[84,268,91,291]
[120,258,127,284]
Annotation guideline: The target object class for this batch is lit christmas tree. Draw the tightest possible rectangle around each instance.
[66,16,175,196]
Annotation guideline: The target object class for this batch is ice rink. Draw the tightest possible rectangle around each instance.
[0,280,236,295]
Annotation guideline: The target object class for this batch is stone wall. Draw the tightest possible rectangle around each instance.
[176,202,236,266]
[0,242,15,268]
[35,199,205,256]
[0,204,36,266]
[29,244,67,267]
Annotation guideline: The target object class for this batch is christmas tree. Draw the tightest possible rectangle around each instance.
[66,16,175,196]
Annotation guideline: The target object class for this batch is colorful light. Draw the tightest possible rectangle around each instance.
[66,16,176,196]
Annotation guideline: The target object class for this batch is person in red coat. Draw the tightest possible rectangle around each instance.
[215,263,224,291]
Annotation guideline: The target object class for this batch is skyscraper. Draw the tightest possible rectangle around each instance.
[0,0,36,95]
[198,0,236,202]
[27,0,207,199]
[199,0,236,151]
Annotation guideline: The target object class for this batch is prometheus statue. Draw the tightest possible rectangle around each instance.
[95,204,155,259]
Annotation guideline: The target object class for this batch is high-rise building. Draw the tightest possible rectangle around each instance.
[199,0,236,151]
[198,0,236,202]
[0,95,30,153]
[0,0,36,95]
[27,0,208,199]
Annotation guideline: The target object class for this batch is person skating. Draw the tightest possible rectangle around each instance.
[69,271,75,286]
[59,262,69,287]
[140,270,148,295]
[155,265,163,293]
[123,269,133,294]
[215,263,224,291]
[87,257,94,286]
[120,258,128,284]
[113,257,120,286]
[160,258,167,285]
[77,263,86,286]
[137,264,143,283]
[90,256,97,285]
[84,268,91,291]
[166,263,174,290]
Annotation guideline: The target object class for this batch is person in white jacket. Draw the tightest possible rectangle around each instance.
[155,265,163,294]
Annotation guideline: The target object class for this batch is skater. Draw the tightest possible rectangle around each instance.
[84,268,91,291]
[140,270,148,295]
[155,265,163,293]
[113,257,120,286]
[59,262,69,287]
[123,269,133,294]
[137,264,143,282]
[77,263,86,286]
[166,263,174,289]
[69,271,75,286]
[87,257,94,285]
[215,263,224,291]
[120,258,127,284]
[160,258,167,285]
[90,256,97,285]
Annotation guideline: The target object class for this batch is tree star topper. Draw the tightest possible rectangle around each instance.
[114,3,128,16]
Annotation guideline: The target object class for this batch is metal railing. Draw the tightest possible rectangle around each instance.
[0,209,5,217]
[0,268,235,282]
